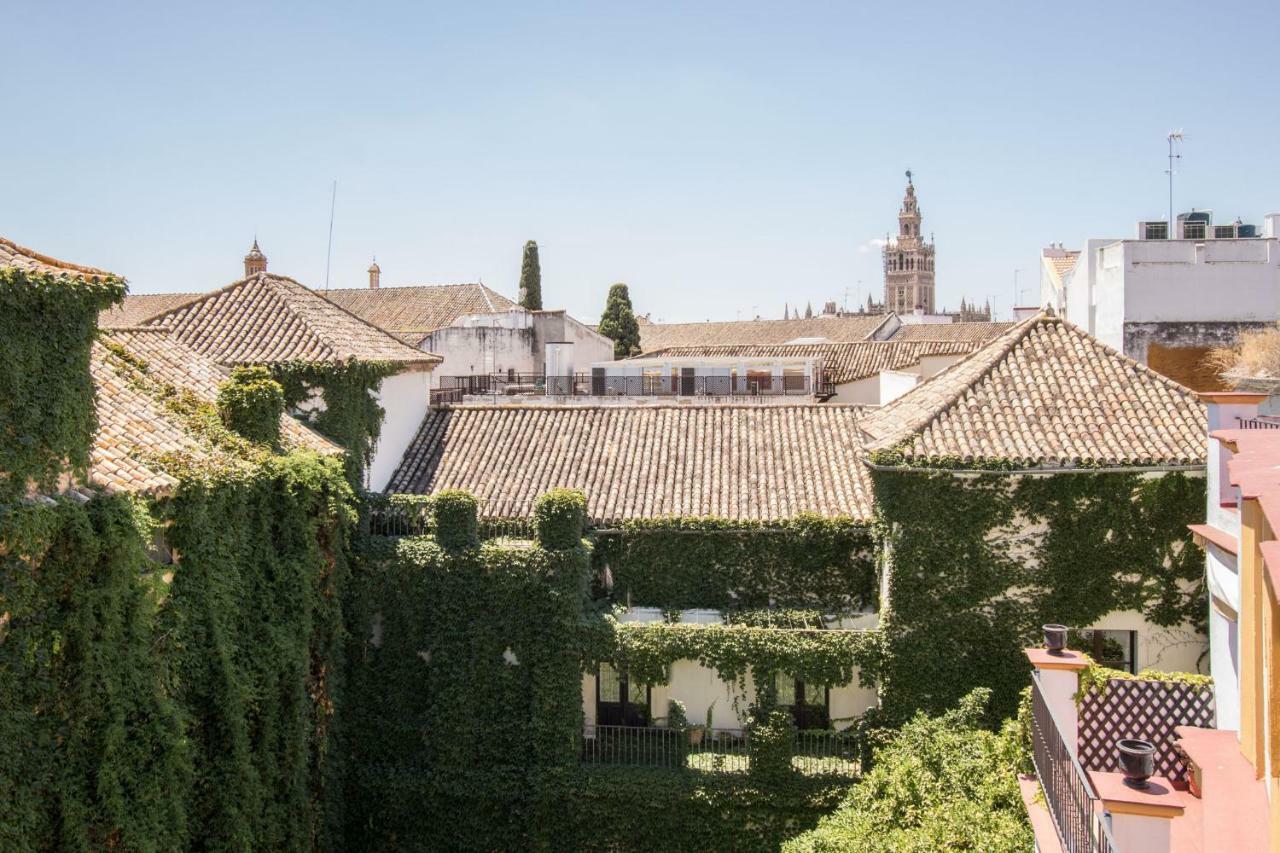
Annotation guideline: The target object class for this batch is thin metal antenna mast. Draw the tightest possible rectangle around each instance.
[324,180,337,290]
[1166,131,1183,237]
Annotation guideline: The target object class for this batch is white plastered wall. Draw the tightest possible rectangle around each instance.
[368,367,432,492]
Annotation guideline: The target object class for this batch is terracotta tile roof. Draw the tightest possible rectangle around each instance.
[1043,251,1080,285]
[90,328,341,495]
[859,314,1206,468]
[888,321,1016,343]
[142,273,440,367]
[641,340,978,384]
[100,292,202,328]
[0,235,118,281]
[388,404,874,523]
[638,314,895,351]
[323,283,517,342]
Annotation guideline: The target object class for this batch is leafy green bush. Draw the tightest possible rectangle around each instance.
[665,698,689,730]
[216,365,285,445]
[432,488,478,550]
[783,689,1032,853]
[534,488,587,550]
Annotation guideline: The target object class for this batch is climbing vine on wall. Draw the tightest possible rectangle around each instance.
[0,494,190,851]
[273,359,398,487]
[871,468,1206,723]
[342,490,592,848]
[159,451,356,851]
[583,621,881,705]
[593,514,876,613]
[0,267,124,498]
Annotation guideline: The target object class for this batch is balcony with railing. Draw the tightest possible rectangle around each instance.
[435,371,835,402]
[579,724,860,778]
[1028,672,1119,853]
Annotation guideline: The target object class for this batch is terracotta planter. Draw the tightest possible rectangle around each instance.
[1043,624,1068,654]
[1117,738,1156,788]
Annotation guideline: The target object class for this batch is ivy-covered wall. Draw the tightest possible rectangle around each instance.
[593,515,876,613]
[342,491,593,848]
[871,468,1206,722]
[0,495,190,851]
[0,452,356,852]
[274,360,398,488]
[0,267,124,498]
[342,493,858,851]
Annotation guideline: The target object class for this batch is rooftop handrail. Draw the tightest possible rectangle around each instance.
[438,372,829,399]
[1030,671,1117,853]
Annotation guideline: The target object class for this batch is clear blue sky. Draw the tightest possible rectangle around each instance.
[5,2,1277,323]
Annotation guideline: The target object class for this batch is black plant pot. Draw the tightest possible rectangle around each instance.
[1043,624,1068,654]
[1117,738,1156,788]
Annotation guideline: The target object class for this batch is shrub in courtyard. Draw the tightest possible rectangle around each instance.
[432,488,478,550]
[783,688,1032,853]
[534,488,587,549]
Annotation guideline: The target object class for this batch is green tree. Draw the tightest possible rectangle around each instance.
[598,283,641,358]
[783,689,1032,853]
[518,240,542,310]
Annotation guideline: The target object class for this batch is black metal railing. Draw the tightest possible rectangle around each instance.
[1029,674,1118,853]
[578,724,859,778]
[1236,415,1280,430]
[430,386,464,405]
[437,372,832,400]
[368,496,535,540]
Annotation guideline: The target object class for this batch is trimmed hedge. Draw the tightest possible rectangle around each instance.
[534,488,586,550]
[432,489,479,550]
[216,365,285,445]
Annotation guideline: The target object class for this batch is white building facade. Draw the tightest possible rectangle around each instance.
[1050,212,1280,389]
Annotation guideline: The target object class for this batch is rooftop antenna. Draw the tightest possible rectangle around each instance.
[323,180,337,290]
[1166,131,1183,237]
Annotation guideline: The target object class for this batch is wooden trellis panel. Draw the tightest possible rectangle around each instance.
[1077,678,1214,783]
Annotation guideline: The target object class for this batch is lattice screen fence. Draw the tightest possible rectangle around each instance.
[1077,678,1215,783]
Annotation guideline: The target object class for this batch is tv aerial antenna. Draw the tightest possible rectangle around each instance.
[1166,131,1183,236]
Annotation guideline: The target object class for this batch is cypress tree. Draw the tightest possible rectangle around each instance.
[518,240,542,310]
[598,283,641,358]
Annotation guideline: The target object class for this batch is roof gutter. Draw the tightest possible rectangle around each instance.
[862,461,1207,476]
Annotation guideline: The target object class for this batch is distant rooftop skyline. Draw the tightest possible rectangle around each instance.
[4,1,1277,323]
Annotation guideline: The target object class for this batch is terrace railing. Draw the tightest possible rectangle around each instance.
[1235,415,1280,430]
[578,724,859,778]
[368,495,535,540]
[437,372,832,400]
[1029,672,1119,853]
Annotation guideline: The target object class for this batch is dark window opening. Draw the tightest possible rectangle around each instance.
[1069,628,1137,674]
[774,672,830,729]
[597,663,650,727]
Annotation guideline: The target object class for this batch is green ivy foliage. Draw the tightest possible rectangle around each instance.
[783,688,1032,853]
[0,268,125,498]
[872,469,1206,722]
[158,451,355,851]
[341,533,592,847]
[360,765,847,852]
[533,488,587,550]
[273,359,398,487]
[0,495,190,852]
[216,365,285,446]
[583,620,880,703]
[593,515,876,613]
